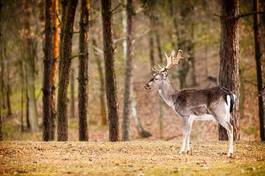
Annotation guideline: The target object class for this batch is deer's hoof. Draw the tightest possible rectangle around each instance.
[187,149,192,155]
[227,153,233,158]
[179,150,186,155]
[179,150,191,155]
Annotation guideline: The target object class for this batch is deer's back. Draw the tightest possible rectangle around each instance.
[173,86,226,116]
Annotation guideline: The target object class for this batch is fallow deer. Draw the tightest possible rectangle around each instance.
[144,50,236,157]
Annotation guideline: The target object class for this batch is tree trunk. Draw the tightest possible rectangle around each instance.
[0,37,5,112]
[26,84,30,129]
[101,0,119,142]
[204,44,208,77]
[49,0,60,140]
[0,0,2,141]
[239,68,245,119]
[122,0,133,141]
[43,0,53,141]
[70,68,75,118]
[20,59,25,132]
[24,0,38,132]
[190,23,196,86]
[149,25,155,72]
[155,30,164,138]
[6,56,12,116]
[92,38,107,126]
[78,0,90,141]
[253,0,265,141]
[218,0,240,140]
[57,0,78,141]
[130,86,152,138]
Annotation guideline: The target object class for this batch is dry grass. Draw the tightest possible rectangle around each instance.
[0,141,265,176]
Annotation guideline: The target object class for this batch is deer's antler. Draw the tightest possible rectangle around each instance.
[152,49,184,73]
[165,49,184,70]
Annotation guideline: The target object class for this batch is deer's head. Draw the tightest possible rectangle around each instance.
[144,49,184,90]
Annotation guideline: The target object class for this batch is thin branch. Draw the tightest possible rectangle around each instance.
[70,53,87,60]
[73,31,80,34]
[111,3,122,14]
[132,30,150,43]
[236,11,265,19]
[92,45,103,55]
[135,7,144,14]
[213,11,265,20]
[113,37,126,44]
[243,79,257,86]
[213,13,221,18]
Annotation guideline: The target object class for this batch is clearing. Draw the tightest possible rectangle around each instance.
[0,141,265,175]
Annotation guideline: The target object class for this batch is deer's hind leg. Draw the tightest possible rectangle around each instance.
[215,112,234,158]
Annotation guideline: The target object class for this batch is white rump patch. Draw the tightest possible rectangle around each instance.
[225,95,231,113]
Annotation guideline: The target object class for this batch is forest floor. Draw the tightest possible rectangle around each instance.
[0,141,265,176]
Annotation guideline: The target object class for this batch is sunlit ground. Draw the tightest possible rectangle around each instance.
[1,141,265,176]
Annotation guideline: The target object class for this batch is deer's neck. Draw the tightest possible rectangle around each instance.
[158,78,176,108]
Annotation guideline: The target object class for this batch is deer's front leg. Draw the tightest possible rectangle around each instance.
[185,116,194,153]
[179,118,188,154]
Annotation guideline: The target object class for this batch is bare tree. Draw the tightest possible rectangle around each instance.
[43,0,53,141]
[20,58,25,132]
[23,0,38,132]
[0,0,2,141]
[5,55,12,116]
[78,0,90,141]
[219,0,240,140]
[70,68,75,118]
[154,29,164,138]
[122,0,133,141]
[101,0,119,141]
[57,0,78,141]
[148,20,155,71]
[92,38,107,126]
[253,0,265,141]
[49,0,60,140]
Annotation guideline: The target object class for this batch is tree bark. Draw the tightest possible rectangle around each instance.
[253,0,265,141]
[6,55,12,116]
[26,83,30,129]
[218,0,240,140]
[43,0,53,141]
[57,0,78,141]
[49,0,60,140]
[154,29,164,138]
[0,5,4,112]
[70,68,75,118]
[0,0,2,141]
[92,38,107,126]
[130,86,152,138]
[122,0,133,141]
[20,59,25,132]
[78,0,90,141]
[239,68,245,119]
[101,0,119,142]
[149,26,155,72]
[23,0,39,132]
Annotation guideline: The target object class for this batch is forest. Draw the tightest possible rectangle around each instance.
[0,0,265,175]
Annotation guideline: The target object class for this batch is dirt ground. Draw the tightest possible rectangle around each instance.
[0,141,265,176]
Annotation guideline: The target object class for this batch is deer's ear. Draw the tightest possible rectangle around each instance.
[170,50,176,57]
